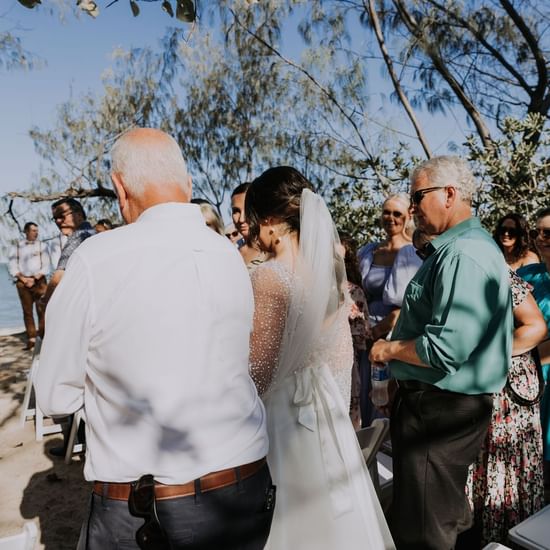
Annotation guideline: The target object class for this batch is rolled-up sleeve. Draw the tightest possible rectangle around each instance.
[35,252,93,416]
[415,253,494,374]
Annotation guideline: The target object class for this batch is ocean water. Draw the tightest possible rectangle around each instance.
[0,263,24,335]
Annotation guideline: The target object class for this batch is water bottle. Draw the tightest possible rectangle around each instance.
[371,362,390,407]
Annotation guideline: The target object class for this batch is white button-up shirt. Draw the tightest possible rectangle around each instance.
[36,202,268,484]
[8,239,50,279]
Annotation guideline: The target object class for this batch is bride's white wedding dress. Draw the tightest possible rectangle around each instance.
[250,190,394,550]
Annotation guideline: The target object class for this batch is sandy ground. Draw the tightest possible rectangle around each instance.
[0,332,90,549]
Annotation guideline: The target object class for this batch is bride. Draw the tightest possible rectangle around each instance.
[246,166,394,549]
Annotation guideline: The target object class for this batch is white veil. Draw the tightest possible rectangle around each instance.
[261,188,395,549]
[266,188,347,394]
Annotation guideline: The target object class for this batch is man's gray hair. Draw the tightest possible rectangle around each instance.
[110,129,189,196]
[411,156,476,203]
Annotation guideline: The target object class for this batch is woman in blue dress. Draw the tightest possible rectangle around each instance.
[357,194,421,425]
[517,207,550,475]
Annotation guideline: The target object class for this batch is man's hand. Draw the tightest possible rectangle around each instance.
[369,338,393,363]
[20,276,35,288]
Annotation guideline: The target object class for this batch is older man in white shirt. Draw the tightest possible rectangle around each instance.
[36,128,274,549]
[8,222,50,348]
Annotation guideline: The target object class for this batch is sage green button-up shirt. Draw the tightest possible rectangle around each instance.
[390,217,512,394]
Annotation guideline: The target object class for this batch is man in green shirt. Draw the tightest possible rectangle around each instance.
[370,156,512,550]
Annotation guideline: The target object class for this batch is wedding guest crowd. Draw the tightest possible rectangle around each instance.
[18,126,548,550]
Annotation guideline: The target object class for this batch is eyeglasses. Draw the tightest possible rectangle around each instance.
[410,186,446,205]
[498,226,518,238]
[530,228,550,240]
[129,475,170,550]
[225,231,239,238]
[51,209,73,222]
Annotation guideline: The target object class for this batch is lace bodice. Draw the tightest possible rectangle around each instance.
[250,260,353,406]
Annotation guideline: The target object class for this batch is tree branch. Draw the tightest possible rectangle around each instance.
[499,0,548,106]
[365,0,432,158]
[6,186,116,203]
[426,0,533,94]
[228,7,389,183]
[393,0,493,149]
[6,199,23,233]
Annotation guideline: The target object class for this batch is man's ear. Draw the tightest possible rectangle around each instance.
[111,172,128,214]
[445,185,458,206]
[186,173,192,199]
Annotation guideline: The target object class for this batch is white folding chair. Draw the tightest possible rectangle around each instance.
[18,337,63,440]
[356,418,393,503]
[64,409,85,464]
[0,522,38,550]
[19,338,41,428]
[508,504,550,550]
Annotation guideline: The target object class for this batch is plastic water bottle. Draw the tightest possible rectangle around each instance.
[371,362,390,407]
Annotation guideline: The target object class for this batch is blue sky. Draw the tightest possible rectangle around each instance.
[0,1,470,200]
[1,1,187,195]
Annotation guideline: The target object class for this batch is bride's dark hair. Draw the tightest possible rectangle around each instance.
[245,166,314,243]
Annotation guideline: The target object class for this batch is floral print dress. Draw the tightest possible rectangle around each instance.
[466,271,544,546]
[347,282,372,430]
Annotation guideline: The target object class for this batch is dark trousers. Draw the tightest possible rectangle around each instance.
[16,278,47,341]
[78,463,275,550]
[390,383,493,550]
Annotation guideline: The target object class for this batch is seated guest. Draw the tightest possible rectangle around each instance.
[191,198,225,235]
[493,213,539,270]
[8,222,50,349]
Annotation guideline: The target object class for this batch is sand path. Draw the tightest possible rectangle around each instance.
[0,332,89,549]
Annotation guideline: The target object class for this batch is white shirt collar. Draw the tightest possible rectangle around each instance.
[136,202,203,224]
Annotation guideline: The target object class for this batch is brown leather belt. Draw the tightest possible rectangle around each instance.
[93,457,266,501]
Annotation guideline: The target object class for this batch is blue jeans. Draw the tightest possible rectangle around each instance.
[78,463,275,549]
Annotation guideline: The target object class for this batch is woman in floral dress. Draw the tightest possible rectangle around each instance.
[339,233,372,430]
[466,270,547,546]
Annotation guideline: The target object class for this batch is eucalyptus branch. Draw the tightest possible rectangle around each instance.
[228,8,386,181]
[7,186,116,203]
[365,0,432,158]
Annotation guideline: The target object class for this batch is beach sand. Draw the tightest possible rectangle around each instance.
[0,332,89,549]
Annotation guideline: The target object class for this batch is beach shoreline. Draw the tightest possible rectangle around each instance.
[0,331,89,549]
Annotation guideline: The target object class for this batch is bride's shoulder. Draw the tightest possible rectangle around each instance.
[251,260,294,297]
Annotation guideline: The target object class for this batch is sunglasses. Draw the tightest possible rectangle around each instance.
[225,231,239,238]
[530,228,550,240]
[129,475,170,550]
[498,226,518,238]
[410,186,446,205]
[51,209,73,222]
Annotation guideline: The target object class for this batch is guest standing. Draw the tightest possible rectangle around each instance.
[7,222,50,349]
[371,156,513,550]
[191,198,225,235]
[357,194,421,424]
[231,182,269,270]
[246,166,394,550]
[518,207,550,471]
[42,198,95,306]
[466,269,546,546]
[339,232,372,430]
[493,213,539,270]
[36,128,274,549]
